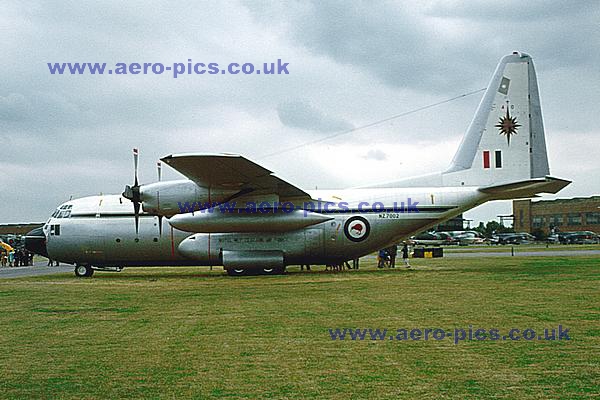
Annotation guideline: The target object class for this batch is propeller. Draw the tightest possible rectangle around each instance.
[122,148,141,236]
[156,161,163,237]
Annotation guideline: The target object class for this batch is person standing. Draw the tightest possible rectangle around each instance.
[388,244,398,268]
[377,249,387,268]
[402,243,411,268]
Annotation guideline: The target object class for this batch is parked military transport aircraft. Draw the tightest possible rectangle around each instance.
[26,52,570,277]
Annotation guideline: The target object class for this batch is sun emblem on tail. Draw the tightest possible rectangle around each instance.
[495,101,521,145]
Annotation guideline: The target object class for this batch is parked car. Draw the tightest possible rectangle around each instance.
[560,231,600,244]
[491,232,535,245]
[489,233,515,245]
[434,232,460,245]
[411,232,458,246]
[554,232,573,244]
[546,233,560,244]
[445,230,486,246]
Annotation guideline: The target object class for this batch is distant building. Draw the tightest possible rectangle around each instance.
[435,214,467,231]
[513,196,600,234]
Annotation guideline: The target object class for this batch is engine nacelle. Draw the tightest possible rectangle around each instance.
[140,179,238,216]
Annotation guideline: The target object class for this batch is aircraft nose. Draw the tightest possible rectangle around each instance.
[25,226,48,257]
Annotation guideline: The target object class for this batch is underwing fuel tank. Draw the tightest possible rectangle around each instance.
[168,209,332,233]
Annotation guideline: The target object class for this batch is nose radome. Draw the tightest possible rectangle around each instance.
[25,227,48,257]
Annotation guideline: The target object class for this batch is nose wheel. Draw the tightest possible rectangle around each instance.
[75,264,94,277]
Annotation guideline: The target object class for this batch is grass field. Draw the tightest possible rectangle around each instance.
[1,256,599,399]
[435,243,600,253]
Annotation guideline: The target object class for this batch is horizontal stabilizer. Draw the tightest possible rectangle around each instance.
[479,176,571,199]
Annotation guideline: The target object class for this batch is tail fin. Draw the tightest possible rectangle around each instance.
[366,52,568,194]
[442,52,550,187]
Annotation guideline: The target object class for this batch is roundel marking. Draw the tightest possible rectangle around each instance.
[344,216,370,242]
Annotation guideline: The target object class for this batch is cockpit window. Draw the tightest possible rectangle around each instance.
[53,205,72,218]
[58,210,71,218]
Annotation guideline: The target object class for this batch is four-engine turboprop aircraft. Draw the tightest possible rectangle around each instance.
[25,52,570,277]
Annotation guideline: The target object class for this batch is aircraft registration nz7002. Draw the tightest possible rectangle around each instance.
[26,52,570,277]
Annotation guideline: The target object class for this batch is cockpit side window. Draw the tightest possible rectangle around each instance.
[49,224,61,236]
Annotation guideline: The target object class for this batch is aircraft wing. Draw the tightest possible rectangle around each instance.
[160,153,312,201]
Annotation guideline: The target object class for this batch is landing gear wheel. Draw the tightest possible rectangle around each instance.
[261,266,285,275]
[75,265,94,277]
[227,268,246,277]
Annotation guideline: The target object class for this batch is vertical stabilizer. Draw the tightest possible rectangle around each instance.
[442,52,550,187]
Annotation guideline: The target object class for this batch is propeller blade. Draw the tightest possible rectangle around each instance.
[134,201,140,236]
[133,148,139,187]
[125,149,162,237]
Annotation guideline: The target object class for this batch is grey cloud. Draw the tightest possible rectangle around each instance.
[277,100,353,132]
[248,1,600,93]
[427,0,597,21]
[0,93,30,121]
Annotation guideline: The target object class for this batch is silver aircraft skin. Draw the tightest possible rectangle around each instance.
[26,52,570,276]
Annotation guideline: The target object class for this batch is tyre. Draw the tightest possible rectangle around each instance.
[74,264,94,277]
[261,266,285,275]
[226,268,246,277]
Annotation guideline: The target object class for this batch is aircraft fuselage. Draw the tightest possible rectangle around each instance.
[42,186,487,268]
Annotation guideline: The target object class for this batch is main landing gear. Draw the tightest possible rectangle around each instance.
[74,264,94,277]
[226,267,286,277]
[74,265,124,277]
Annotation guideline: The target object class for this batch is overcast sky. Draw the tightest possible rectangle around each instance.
[1,1,599,225]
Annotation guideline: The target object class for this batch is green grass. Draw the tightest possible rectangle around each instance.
[0,256,599,399]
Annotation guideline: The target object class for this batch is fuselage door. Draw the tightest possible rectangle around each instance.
[304,228,323,261]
